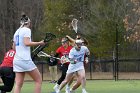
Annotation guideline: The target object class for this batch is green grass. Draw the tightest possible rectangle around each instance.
[8,80,140,93]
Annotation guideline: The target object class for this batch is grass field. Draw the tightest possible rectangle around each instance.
[7,80,140,93]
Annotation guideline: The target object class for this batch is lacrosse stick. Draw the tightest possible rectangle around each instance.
[32,32,56,60]
[37,51,61,60]
[71,18,78,33]
[37,51,70,64]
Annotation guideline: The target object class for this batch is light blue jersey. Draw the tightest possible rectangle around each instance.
[67,46,89,73]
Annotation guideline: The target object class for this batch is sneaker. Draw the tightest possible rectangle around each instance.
[82,89,88,93]
[65,86,70,93]
[53,84,59,92]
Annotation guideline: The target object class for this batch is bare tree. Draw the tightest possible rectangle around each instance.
[0,0,44,60]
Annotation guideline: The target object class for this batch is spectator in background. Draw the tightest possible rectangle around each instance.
[47,51,58,83]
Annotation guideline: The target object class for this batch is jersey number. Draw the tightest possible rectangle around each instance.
[6,51,15,57]
[15,35,19,46]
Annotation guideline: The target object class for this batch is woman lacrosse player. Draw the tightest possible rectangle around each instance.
[66,35,90,93]
[56,39,90,93]
[13,14,45,93]
[53,37,73,93]
[0,42,16,93]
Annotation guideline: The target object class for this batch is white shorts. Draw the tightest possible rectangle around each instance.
[13,60,37,72]
[67,62,84,74]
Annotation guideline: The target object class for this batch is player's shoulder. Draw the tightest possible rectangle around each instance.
[20,27,31,33]
[22,27,31,30]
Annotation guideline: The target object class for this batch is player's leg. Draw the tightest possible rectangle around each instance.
[65,74,75,93]
[14,72,25,93]
[0,67,15,93]
[1,76,15,92]
[80,62,89,93]
[57,64,68,84]
[57,72,74,93]
[81,69,88,93]
[28,68,42,93]
[70,69,85,92]
[0,76,7,93]
[54,64,68,91]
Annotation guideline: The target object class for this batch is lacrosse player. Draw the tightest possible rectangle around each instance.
[53,37,73,93]
[0,42,15,93]
[66,35,90,93]
[56,39,90,93]
[13,14,45,93]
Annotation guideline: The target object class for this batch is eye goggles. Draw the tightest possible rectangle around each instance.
[75,43,82,46]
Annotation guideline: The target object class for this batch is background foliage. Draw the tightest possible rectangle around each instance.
[0,0,140,62]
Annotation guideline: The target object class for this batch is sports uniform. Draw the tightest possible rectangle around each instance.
[67,46,89,73]
[56,39,90,93]
[53,38,72,93]
[13,27,37,72]
[0,49,16,93]
[55,45,72,84]
[13,14,44,93]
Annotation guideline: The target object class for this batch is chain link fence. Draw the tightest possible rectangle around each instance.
[24,58,140,81]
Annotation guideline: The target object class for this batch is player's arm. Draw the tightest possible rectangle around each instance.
[66,35,75,46]
[24,37,45,46]
[85,47,90,64]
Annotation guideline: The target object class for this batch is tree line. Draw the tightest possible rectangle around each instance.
[0,0,140,61]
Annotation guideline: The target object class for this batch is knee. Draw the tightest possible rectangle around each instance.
[15,81,24,88]
[35,78,42,85]
[82,76,86,81]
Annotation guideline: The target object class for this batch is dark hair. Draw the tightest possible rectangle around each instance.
[20,13,30,24]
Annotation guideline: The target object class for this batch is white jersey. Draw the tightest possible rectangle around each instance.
[13,27,32,61]
[67,46,89,73]
[13,27,36,72]
[69,46,89,62]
